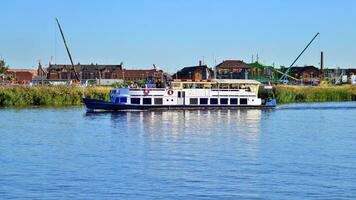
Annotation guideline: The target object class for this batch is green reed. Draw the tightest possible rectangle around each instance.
[0,86,111,107]
[273,85,356,104]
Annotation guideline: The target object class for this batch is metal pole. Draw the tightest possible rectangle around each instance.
[280,32,320,81]
[55,18,80,82]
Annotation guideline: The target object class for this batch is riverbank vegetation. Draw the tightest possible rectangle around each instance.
[0,86,110,107]
[273,85,356,103]
[0,85,355,107]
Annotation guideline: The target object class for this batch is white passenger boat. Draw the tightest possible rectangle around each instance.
[83,79,277,111]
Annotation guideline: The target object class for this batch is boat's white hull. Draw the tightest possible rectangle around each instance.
[83,98,276,112]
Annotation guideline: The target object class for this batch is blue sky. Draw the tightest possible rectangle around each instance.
[1,0,356,71]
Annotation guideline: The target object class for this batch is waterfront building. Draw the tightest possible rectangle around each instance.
[248,61,277,83]
[280,65,321,84]
[173,62,213,80]
[44,63,122,81]
[288,66,321,79]
[215,60,249,79]
[5,69,37,84]
[39,63,165,84]
[115,68,164,82]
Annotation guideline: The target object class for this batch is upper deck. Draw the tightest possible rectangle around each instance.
[170,79,261,94]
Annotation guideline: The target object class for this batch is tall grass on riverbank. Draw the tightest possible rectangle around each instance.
[0,86,111,107]
[274,85,356,103]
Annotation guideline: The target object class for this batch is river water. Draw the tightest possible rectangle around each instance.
[1,102,356,199]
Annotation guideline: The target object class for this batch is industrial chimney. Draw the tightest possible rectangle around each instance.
[320,51,324,71]
[320,51,324,80]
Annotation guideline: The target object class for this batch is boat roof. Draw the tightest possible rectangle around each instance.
[172,79,261,85]
[213,79,261,85]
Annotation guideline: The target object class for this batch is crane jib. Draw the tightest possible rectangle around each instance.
[280,32,320,82]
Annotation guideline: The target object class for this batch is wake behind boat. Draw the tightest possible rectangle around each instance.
[83,79,277,111]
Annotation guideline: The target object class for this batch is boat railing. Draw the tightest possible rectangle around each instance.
[129,88,167,91]
[127,88,254,93]
[211,89,249,92]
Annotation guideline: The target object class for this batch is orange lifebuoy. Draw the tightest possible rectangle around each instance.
[167,89,174,95]
[144,89,150,95]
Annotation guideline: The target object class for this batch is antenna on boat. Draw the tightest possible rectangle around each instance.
[55,17,80,82]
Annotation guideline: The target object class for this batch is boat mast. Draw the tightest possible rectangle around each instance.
[55,17,80,82]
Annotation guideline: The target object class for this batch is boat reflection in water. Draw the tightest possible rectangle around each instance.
[86,109,272,162]
[88,110,265,134]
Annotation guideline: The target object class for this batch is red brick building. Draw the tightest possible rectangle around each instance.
[286,66,321,79]
[172,65,213,80]
[45,63,123,80]
[215,60,250,79]
[42,63,164,82]
[5,69,37,84]
[115,69,164,81]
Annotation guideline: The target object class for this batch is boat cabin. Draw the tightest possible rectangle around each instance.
[110,79,263,107]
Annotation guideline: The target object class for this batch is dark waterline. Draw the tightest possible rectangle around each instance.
[1,102,356,199]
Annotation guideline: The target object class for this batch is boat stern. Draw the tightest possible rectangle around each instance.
[265,99,277,107]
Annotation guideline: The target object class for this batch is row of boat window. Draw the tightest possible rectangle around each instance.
[188,98,249,105]
[173,83,253,90]
[128,97,249,105]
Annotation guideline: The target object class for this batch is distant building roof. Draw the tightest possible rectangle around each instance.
[116,69,163,77]
[180,65,208,73]
[288,66,320,74]
[173,65,212,78]
[216,60,249,69]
